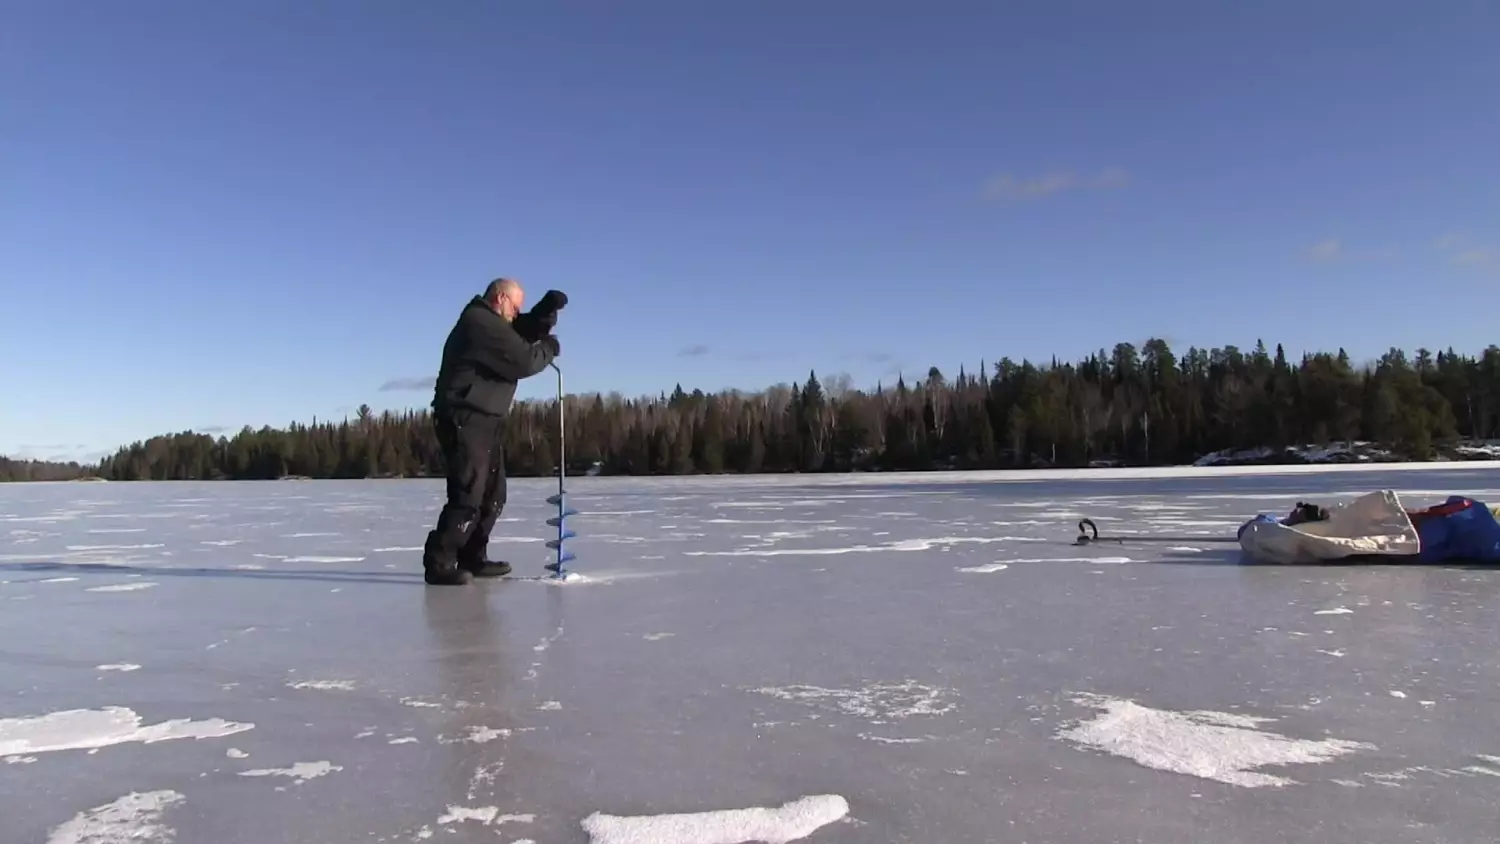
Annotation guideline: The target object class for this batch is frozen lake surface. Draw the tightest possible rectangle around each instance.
[3,465,1499,843]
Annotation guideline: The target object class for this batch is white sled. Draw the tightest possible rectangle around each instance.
[1237,490,1421,564]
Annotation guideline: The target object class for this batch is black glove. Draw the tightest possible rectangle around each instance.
[522,290,568,334]
[540,335,560,357]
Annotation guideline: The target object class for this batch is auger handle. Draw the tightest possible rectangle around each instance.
[1076,518,1099,546]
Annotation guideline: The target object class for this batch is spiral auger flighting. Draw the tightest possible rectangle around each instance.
[543,361,580,581]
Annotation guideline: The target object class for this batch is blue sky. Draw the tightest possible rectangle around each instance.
[3,1,1497,463]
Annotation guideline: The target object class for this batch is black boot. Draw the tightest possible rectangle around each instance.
[460,559,513,578]
[424,562,472,586]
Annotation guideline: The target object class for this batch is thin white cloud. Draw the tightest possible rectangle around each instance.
[1301,238,1397,264]
[983,167,1130,201]
[1453,248,1494,266]
[1434,233,1495,270]
[1305,238,1342,262]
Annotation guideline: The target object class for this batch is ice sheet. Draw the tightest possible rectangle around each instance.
[2,465,1499,843]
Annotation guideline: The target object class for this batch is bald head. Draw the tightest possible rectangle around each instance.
[482,277,524,321]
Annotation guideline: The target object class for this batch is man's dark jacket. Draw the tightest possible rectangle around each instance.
[432,296,556,418]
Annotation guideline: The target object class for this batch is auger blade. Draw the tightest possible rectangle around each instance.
[546,510,579,527]
[544,532,578,550]
[543,549,578,571]
[545,491,568,506]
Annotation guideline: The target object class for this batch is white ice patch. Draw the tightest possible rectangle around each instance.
[644,632,675,641]
[580,794,849,844]
[1007,556,1134,565]
[1056,693,1373,787]
[65,544,165,551]
[287,679,356,691]
[95,664,140,672]
[200,539,242,546]
[440,726,510,744]
[45,789,185,844]
[372,546,423,552]
[0,707,252,756]
[227,748,248,758]
[39,577,80,583]
[238,760,341,783]
[85,582,157,592]
[688,535,1044,557]
[1314,607,1353,615]
[437,806,534,827]
[281,556,365,563]
[752,680,956,724]
[859,733,925,744]
[956,563,1008,573]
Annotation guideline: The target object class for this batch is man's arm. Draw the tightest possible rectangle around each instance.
[466,312,555,380]
[512,310,554,343]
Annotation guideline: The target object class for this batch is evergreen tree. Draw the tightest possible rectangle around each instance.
[6,339,1499,483]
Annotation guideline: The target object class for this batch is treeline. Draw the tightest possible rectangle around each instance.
[78,340,1500,482]
[0,456,95,483]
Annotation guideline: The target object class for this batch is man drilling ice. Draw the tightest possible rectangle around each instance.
[422,277,566,585]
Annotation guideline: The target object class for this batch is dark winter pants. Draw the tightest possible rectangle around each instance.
[424,408,508,571]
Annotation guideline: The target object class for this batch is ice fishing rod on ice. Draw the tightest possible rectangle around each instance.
[543,361,580,580]
[1072,518,1240,547]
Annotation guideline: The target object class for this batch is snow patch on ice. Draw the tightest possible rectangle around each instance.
[999,556,1135,565]
[287,679,356,691]
[372,546,423,552]
[227,747,248,758]
[440,726,510,744]
[859,733,925,744]
[0,706,252,756]
[282,555,365,563]
[751,680,956,724]
[85,582,157,593]
[956,563,1009,573]
[45,789,185,844]
[437,806,534,827]
[1314,606,1353,615]
[39,576,80,583]
[1056,693,1373,787]
[688,535,1050,557]
[580,794,849,844]
[95,664,140,672]
[238,760,341,783]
